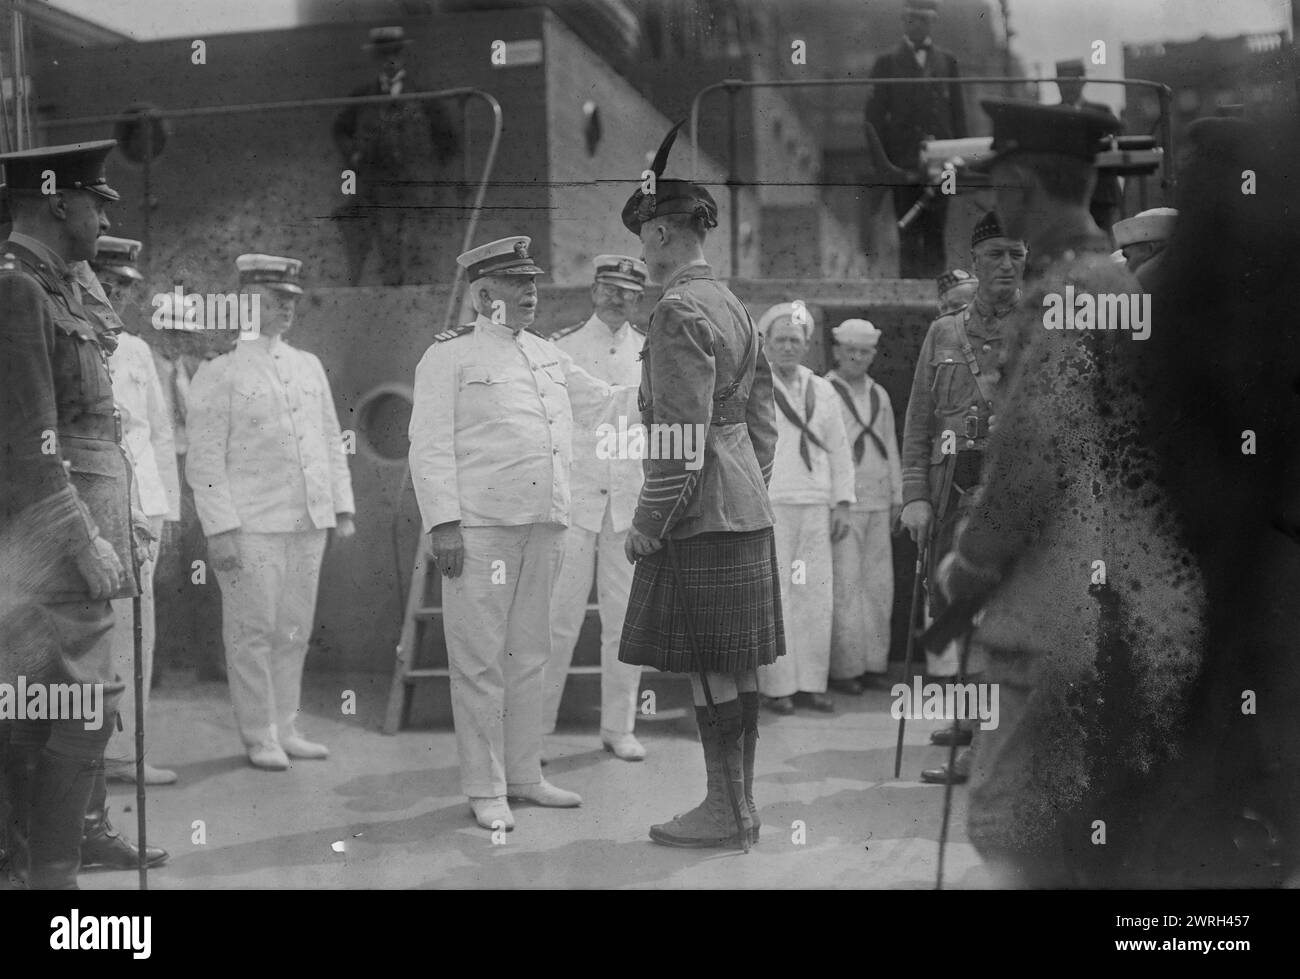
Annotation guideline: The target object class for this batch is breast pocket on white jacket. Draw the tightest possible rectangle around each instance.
[232,377,280,433]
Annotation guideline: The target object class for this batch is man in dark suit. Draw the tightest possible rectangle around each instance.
[865,0,967,278]
[1055,59,1123,236]
[332,26,459,286]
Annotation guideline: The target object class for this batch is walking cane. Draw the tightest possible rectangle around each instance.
[893,536,929,778]
[935,624,973,891]
[120,432,149,892]
[663,537,750,854]
[132,589,147,891]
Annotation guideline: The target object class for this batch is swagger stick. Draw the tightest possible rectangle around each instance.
[893,537,929,778]
[132,591,147,891]
[663,537,750,854]
[120,436,149,891]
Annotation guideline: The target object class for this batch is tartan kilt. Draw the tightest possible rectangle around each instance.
[618,527,785,674]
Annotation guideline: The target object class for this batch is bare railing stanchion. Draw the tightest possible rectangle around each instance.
[142,112,153,264]
[444,94,503,333]
[727,83,740,278]
[687,76,1175,250]
[43,87,505,335]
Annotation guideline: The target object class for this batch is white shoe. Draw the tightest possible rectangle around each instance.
[469,796,515,831]
[601,729,646,762]
[507,778,582,807]
[248,742,289,770]
[282,735,330,760]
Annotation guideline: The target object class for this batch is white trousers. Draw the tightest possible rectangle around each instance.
[441,523,563,798]
[543,511,642,735]
[104,516,164,769]
[214,529,327,749]
[830,509,895,678]
[760,502,833,698]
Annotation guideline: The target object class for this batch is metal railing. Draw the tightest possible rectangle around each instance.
[689,76,1175,276]
[42,87,504,334]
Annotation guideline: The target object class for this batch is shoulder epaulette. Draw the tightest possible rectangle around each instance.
[432,323,474,343]
[548,321,584,342]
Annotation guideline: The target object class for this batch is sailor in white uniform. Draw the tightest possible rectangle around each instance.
[542,255,650,761]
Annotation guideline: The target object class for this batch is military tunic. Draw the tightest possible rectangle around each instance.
[1,237,138,695]
[899,293,1016,671]
[617,261,784,674]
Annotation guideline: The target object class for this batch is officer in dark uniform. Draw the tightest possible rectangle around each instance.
[0,140,152,889]
[937,100,1203,887]
[617,123,782,848]
[898,211,1025,783]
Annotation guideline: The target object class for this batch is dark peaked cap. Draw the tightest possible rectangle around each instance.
[622,120,719,235]
[976,99,1121,169]
[0,139,120,200]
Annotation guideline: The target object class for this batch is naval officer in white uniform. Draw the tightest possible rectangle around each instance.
[187,254,356,771]
[542,255,649,761]
[409,236,636,831]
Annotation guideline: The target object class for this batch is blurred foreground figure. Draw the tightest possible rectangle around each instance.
[1112,207,1177,291]
[1134,110,1300,886]
[1054,59,1123,236]
[937,100,1205,887]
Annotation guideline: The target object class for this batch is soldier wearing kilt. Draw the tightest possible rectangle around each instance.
[618,123,783,848]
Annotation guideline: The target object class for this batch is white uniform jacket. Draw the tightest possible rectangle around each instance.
[409,314,634,532]
[186,334,356,536]
[551,313,645,535]
[110,332,180,521]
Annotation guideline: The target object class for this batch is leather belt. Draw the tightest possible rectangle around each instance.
[61,411,122,443]
[712,399,746,426]
[952,449,983,491]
